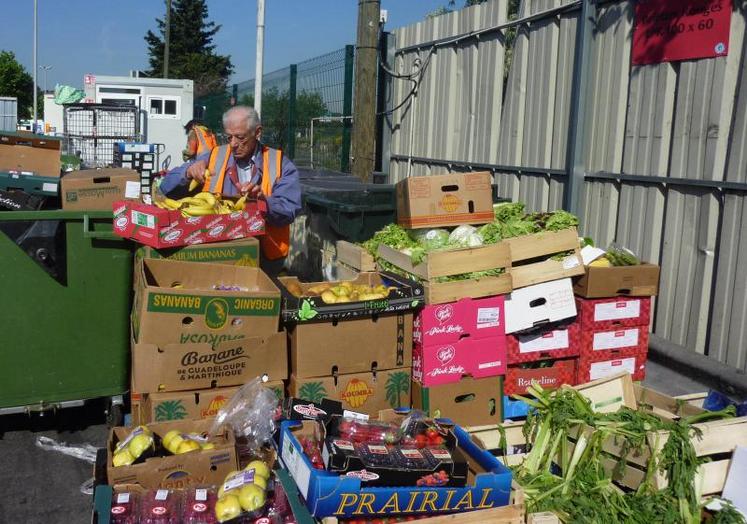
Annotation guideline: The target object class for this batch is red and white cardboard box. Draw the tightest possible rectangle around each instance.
[413,295,505,347]
[580,326,649,357]
[576,296,651,330]
[505,278,576,334]
[504,358,577,396]
[412,336,507,387]
[578,346,647,382]
[507,321,580,364]
[112,200,266,249]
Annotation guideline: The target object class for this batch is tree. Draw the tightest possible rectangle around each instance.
[144,0,233,97]
[238,87,327,152]
[0,51,42,119]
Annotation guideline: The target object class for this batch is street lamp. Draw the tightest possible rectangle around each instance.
[39,65,52,93]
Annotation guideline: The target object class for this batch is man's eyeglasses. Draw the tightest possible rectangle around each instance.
[226,134,250,143]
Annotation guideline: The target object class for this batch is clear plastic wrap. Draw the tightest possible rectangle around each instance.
[210,378,279,452]
[110,489,140,524]
[140,489,181,524]
[604,242,640,266]
[335,418,400,444]
[448,225,483,247]
[409,228,451,250]
[35,436,98,463]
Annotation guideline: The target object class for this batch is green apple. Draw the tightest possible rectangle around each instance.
[176,439,201,454]
[244,460,271,480]
[238,484,266,512]
[128,434,153,459]
[112,449,135,467]
[214,494,242,522]
[162,430,181,450]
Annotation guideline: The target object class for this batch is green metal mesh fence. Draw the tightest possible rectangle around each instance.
[195,46,354,172]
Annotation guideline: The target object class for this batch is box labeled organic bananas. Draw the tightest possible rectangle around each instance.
[141,381,284,423]
[132,258,281,349]
[107,418,239,489]
[112,197,266,249]
[278,272,424,324]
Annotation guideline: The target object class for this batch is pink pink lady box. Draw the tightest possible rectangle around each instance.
[413,295,505,346]
[412,336,507,387]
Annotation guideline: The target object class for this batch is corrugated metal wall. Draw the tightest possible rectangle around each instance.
[386,0,747,371]
[0,97,18,132]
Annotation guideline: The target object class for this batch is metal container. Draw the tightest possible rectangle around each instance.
[0,209,132,419]
[0,97,17,133]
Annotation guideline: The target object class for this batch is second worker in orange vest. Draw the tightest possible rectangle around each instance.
[161,106,302,276]
[182,120,218,161]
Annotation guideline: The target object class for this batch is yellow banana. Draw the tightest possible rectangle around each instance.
[178,197,210,207]
[181,206,216,217]
[163,198,181,210]
[194,192,217,206]
[233,195,247,211]
[188,178,199,192]
[154,200,168,209]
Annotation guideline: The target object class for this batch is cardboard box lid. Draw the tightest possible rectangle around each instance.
[0,132,61,177]
[62,167,139,183]
[505,278,576,333]
[143,258,279,296]
[573,263,661,298]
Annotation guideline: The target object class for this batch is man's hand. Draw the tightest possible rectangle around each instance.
[240,182,265,200]
[186,160,208,184]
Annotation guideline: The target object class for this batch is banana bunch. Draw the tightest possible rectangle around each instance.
[154,192,248,217]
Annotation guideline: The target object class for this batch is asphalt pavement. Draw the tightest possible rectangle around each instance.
[0,359,714,523]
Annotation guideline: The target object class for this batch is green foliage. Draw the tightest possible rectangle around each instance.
[298,382,327,404]
[385,371,411,408]
[144,0,233,97]
[155,400,188,421]
[0,51,42,119]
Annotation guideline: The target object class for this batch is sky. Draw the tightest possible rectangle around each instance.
[0,0,450,91]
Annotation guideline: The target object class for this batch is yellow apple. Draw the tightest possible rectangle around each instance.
[244,460,271,480]
[200,442,215,450]
[112,449,135,467]
[161,430,181,450]
[128,434,153,459]
[214,494,242,522]
[176,439,201,454]
[251,476,267,490]
[238,484,266,512]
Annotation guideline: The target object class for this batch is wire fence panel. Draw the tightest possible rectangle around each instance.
[194,47,352,171]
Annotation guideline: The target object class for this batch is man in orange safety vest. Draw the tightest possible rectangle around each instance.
[182,120,218,161]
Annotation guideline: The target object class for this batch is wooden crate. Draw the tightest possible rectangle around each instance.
[377,242,512,304]
[469,420,528,467]
[336,240,376,271]
[503,228,584,289]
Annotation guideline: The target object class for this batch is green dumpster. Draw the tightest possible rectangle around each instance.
[0,210,132,413]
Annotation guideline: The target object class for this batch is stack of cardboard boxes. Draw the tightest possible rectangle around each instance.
[129,237,288,425]
[280,272,422,416]
[573,263,660,382]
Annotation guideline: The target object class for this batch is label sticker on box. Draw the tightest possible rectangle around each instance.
[343,410,369,421]
[477,307,501,329]
[593,300,641,321]
[42,182,58,193]
[125,181,140,199]
[592,329,639,351]
[519,330,569,353]
[562,254,581,270]
[401,448,423,459]
[195,489,207,502]
[590,357,636,380]
[116,493,130,504]
[429,448,453,461]
[155,489,169,501]
[223,470,255,492]
[131,210,156,228]
[333,439,355,451]
[368,444,388,455]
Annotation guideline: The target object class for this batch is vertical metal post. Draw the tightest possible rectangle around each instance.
[564,0,596,217]
[163,0,171,78]
[33,0,38,131]
[341,44,355,173]
[254,0,266,117]
[287,64,297,159]
[376,31,395,176]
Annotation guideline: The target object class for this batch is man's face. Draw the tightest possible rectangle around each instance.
[224,116,261,161]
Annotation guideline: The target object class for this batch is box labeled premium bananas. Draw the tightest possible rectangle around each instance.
[112,199,265,248]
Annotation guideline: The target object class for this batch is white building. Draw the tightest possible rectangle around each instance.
[83,74,194,170]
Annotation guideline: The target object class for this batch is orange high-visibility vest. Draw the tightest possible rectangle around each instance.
[193,125,217,156]
[204,144,290,260]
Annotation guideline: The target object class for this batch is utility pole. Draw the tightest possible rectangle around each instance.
[33,0,38,131]
[351,0,380,181]
[254,0,266,117]
[163,0,171,78]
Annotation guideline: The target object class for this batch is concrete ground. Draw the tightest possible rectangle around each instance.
[0,359,715,523]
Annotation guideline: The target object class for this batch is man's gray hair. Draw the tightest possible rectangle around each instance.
[223,106,261,131]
